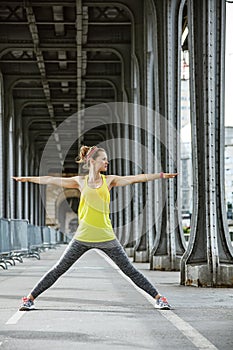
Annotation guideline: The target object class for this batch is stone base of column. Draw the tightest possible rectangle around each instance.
[184,264,233,287]
[134,250,149,263]
[151,255,181,271]
[125,247,134,257]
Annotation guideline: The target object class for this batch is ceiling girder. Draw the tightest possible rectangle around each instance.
[0,0,133,172]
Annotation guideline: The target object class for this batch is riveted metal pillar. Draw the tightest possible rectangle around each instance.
[120,42,134,254]
[150,0,186,270]
[131,1,151,262]
[3,77,15,219]
[113,103,133,252]
[15,132,23,219]
[120,108,133,252]
[0,71,4,217]
[14,102,23,219]
[145,50,156,260]
[111,128,122,238]
[181,0,233,287]
[109,23,133,252]
[131,70,145,261]
[39,184,46,226]
[29,148,35,224]
[34,155,40,226]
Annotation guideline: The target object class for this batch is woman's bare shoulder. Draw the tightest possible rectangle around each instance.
[105,175,115,181]
[105,175,117,189]
[75,175,86,179]
[72,175,86,186]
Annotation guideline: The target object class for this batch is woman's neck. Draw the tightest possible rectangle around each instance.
[88,169,101,182]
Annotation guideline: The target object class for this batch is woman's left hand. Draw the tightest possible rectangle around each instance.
[162,173,178,179]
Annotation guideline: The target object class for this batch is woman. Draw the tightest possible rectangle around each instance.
[13,145,178,311]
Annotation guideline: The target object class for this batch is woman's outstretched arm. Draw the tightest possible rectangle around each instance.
[12,176,80,189]
[108,172,178,188]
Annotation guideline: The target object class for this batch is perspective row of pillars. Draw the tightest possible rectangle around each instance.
[103,0,233,287]
[0,73,45,225]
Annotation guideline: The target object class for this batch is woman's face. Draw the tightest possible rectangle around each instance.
[92,151,109,172]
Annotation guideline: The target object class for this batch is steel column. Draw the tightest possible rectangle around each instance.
[3,77,15,219]
[131,5,150,261]
[150,0,186,270]
[14,102,23,219]
[181,0,233,287]
[0,72,4,217]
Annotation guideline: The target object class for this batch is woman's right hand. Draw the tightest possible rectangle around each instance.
[12,177,28,182]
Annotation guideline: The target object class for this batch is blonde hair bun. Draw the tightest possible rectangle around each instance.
[75,145,91,163]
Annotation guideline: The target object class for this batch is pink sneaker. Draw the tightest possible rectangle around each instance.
[19,297,35,311]
[156,296,171,310]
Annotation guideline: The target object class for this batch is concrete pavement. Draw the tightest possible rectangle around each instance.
[0,244,232,350]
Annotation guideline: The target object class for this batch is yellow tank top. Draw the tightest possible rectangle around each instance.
[74,174,116,242]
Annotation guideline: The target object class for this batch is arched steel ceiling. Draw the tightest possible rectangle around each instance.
[0,0,134,173]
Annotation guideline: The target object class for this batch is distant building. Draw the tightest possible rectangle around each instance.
[180,30,233,227]
[180,50,192,221]
[225,127,233,219]
[180,139,192,216]
[180,125,233,222]
[180,51,233,224]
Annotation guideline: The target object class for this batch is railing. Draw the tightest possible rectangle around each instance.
[0,218,63,269]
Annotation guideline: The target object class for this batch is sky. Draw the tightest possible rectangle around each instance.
[225,2,233,126]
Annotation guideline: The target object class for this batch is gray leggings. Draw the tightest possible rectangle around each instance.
[30,239,158,299]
